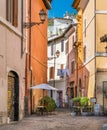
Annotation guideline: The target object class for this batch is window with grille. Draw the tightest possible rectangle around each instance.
[51,43,55,56]
[72,35,74,48]
[71,61,75,74]
[6,0,18,27]
[66,41,69,54]
[83,46,86,62]
[61,39,64,52]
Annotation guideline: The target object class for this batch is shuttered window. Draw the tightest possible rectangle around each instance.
[49,67,54,79]
[66,41,69,54]
[71,61,75,74]
[6,0,18,27]
[84,46,86,62]
[61,39,64,52]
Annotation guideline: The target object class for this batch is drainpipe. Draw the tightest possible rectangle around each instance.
[29,0,32,114]
[94,0,97,100]
[30,67,32,114]
[21,0,24,57]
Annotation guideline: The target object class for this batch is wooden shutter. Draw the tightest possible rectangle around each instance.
[13,0,18,27]
[50,67,54,79]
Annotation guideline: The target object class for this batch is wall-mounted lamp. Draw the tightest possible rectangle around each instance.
[105,46,107,53]
[48,50,60,97]
[100,34,107,42]
[55,50,60,58]
[100,34,107,53]
[23,9,47,28]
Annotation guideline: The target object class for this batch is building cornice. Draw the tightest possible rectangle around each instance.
[72,0,81,9]
[72,0,89,11]
[96,10,107,14]
[43,0,52,10]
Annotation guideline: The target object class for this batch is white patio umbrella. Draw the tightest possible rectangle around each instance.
[30,83,58,91]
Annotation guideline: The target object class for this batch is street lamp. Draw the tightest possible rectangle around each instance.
[23,9,47,28]
[48,50,60,97]
[53,50,60,87]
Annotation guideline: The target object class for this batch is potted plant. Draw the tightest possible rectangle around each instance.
[72,97,81,106]
[71,97,81,116]
[39,95,56,112]
[70,106,77,116]
[80,97,89,116]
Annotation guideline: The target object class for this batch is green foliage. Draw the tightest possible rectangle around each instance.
[72,97,80,103]
[72,97,81,106]
[72,97,89,106]
[80,97,89,106]
[39,96,56,112]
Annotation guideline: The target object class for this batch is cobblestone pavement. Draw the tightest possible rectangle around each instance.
[0,109,107,130]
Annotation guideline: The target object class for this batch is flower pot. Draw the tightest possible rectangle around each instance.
[81,112,88,116]
[71,112,76,116]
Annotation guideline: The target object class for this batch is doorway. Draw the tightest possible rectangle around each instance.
[103,81,107,115]
[7,71,19,121]
[57,91,63,108]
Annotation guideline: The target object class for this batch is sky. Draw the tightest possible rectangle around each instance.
[48,0,77,18]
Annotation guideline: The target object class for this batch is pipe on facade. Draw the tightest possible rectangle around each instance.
[29,0,32,114]
[94,0,97,99]
[21,0,24,57]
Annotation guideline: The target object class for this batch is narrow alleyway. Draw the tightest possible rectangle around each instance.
[0,108,107,130]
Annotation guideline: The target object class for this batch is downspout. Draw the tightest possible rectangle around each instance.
[21,0,23,57]
[29,0,33,114]
[94,0,97,100]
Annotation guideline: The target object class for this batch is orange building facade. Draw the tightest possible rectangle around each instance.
[72,0,89,97]
[25,0,51,114]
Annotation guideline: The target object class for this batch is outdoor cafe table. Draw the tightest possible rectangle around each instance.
[73,105,93,115]
[37,105,46,115]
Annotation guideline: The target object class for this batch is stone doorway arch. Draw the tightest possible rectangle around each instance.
[7,71,19,121]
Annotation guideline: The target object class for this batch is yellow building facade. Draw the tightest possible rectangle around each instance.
[73,0,107,112]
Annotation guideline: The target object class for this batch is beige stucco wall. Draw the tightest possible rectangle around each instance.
[0,0,26,124]
[85,59,95,98]
[0,1,6,18]
[96,57,107,105]
[96,0,107,10]
[96,71,107,106]
[95,0,107,106]
[82,0,96,98]
[96,57,107,69]
[83,0,107,106]
[73,0,107,108]
[83,0,95,59]
[96,14,107,52]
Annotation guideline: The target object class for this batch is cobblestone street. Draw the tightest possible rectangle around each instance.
[0,109,107,130]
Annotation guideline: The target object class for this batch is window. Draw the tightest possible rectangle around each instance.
[72,35,74,47]
[49,67,54,79]
[83,46,86,62]
[51,43,55,56]
[66,41,69,54]
[51,44,53,56]
[71,61,75,74]
[6,0,18,27]
[61,39,64,52]
[84,19,86,37]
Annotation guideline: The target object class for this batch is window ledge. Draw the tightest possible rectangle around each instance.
[0,17,22,37]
